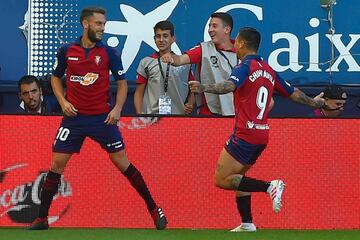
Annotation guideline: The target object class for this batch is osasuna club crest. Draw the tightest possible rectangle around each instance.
[95,56,101,65]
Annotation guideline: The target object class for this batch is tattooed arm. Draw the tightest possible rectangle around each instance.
[289,88,325,108]
[189,80,236,95]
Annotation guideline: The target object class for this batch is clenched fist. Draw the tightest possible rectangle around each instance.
[189,81,203,93]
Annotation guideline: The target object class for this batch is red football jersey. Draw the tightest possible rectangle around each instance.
[53,37,125,115]
[229,55,294,144]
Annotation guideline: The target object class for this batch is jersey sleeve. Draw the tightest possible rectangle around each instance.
[274,72,294,97]
[106,46,126,81]
[136,58,149,84]
[136,74,148,84]
[185,44,202,64]
[52,44,69,78]
[228,63,250,88]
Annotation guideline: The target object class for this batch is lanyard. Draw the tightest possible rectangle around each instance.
[157,57,171,94]
[216,49,237,69]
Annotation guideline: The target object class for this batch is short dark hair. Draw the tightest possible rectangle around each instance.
[18,75,41,92]
[153,20,174,36]
[211,12,233,33]
[80,7,106,26]
[323,85,347,100]
[237,27,261,51]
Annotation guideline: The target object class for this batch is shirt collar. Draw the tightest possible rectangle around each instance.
[75,36,104,47]
[242,54,262,62]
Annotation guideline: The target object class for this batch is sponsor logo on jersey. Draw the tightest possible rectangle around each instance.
[70,73,99,86]
[247,121,255,129]
[246,121,269,130]
[68,57,78,61]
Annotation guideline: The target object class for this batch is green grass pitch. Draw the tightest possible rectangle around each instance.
[0,228,359,240]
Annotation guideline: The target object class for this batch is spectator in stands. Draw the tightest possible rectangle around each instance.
[313,85,347,117]
[18,75,60,114]
[134,20,195,115]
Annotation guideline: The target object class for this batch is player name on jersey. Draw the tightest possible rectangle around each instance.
[249,69,274,85]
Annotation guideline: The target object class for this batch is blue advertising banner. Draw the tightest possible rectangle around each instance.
[1,0,360,85]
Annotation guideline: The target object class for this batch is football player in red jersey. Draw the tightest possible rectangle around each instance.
[189,27,325,232]
[27,6,167,230]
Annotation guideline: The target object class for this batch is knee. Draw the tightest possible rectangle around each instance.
[110,150,130,172]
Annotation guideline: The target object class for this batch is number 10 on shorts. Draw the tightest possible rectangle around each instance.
[56,127,70,141]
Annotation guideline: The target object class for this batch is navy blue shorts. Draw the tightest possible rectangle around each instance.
[52,113,125,153]
[224,135,266,165]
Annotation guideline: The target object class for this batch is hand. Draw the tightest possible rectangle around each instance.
[160,53,174,64]
[104,107,121,125]
[61,100,78,117]
[184,102,194,115]
[189,81,203,93]
[313,92,325,108]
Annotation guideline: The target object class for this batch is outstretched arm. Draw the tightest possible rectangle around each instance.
[289,88,324,108]
[161,53,191,66]
[189,80,236,95]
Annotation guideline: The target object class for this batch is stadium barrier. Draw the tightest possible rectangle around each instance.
[0,115,359,229]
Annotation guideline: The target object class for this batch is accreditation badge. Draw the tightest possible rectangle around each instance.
[159,94,172,114]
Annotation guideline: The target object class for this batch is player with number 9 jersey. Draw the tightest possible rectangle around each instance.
[188,27,325,232]
[229,55,294,145]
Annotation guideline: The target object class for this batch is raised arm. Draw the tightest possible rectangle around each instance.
[289,88,324,108]
[161,53,191,66]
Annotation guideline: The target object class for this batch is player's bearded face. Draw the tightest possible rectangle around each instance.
[88,27,102,42]
[86,13,105,43]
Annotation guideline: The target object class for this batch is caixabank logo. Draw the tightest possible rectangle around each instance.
[21,0,360,84]
[0,164,72,224]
